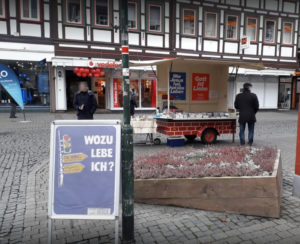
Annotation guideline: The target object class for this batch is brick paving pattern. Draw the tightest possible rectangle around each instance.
[0,111,300,244]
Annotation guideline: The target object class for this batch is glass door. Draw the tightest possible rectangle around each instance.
[278,82,292,109]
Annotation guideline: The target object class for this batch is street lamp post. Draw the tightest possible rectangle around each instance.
[120,0,135,243]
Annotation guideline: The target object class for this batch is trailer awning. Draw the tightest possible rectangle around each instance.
[130,57,264,70]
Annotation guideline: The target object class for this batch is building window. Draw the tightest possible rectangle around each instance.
[148,4,162,33]
[264,19,276,43]
[246,17,257,42]
[226,15,238,40]
[283,0,296,13]
[128,1,138,30]
[246,0,259,8]
[182,8,196,36]
[204,12,218,38]
[0,0,6,19]
[265,0,279,11]
[282,21,293,45]
[65,0,83,25]
[20,0,41,22]
[94,0,110,27]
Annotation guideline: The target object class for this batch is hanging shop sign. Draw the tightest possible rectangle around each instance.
[113,78,121,108]
[169,72,186,100]
[192,73,210,101]
[48,120,121,220]
[240,36,250,49]
[88,60,120,69]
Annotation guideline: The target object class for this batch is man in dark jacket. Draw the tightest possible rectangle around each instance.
[234,83,259,146]
[73,82,98,120]
[130,88,138,117]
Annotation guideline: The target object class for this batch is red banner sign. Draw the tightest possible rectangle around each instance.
[192,73,209,101]
[113,78,120,108]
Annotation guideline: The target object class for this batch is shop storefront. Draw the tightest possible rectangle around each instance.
[52,58,157,112]
[228,68,295,110]
[0,60,50,108]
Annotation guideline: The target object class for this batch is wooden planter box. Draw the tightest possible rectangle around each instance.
[135,150,282,218]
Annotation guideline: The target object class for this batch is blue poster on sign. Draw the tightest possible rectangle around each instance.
[0,64,24,109]
[49,120,121,220]
[38,73,49,93]
[169,72,186,100]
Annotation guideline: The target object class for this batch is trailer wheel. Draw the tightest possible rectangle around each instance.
[153,138,161,145]
[201,129,217,144]
[184,135,197,141]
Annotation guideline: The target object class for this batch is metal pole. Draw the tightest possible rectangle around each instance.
[115,216,119,244]
[120,0,135,243]
[23,110,26,121]
[47,217,52,244]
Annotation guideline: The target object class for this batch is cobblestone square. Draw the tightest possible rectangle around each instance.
[0,111,300,244]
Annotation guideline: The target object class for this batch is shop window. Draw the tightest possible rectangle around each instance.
[0,61,50,107]
[182,8,196,36]
[0,0,6,19]
[113,79,140,108]
[246,17,257,42]
[128,1,138,30]
[148,4,162,33]
[141,80,156,108]
[65,0,83,25]
[226,15,238,40]
[264,19,276,44]
[282,21,293,45]
[20,0,41,22]
[204,12,218,38]
[94,0,110,27]
[112,78,156,109]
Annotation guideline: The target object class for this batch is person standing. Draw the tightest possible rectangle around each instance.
[73,82,98,120]
[130,88,138,117]
[234,83,259,146]
[8,94,17,118]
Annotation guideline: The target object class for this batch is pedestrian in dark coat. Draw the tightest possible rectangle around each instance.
[130,89,138,117]
[73,82,98,120]
[234,83,259,146]
[8,94,17,119]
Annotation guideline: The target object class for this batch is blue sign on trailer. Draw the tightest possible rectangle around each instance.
[48,120,121,220]
[169,72,186,100]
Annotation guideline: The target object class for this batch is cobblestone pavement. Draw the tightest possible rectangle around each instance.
[0,111,300,244]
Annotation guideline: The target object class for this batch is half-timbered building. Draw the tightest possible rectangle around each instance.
[0,0,300,111]
[0,0,54,109]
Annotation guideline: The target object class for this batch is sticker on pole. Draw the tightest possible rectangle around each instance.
[48,120,121,220]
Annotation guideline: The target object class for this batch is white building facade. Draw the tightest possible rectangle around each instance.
[0,0,299,111]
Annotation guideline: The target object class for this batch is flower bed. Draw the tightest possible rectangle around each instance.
[134,146,277,179]
[134,146,282,218]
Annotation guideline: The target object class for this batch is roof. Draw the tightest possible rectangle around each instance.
[130,57,264,70]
